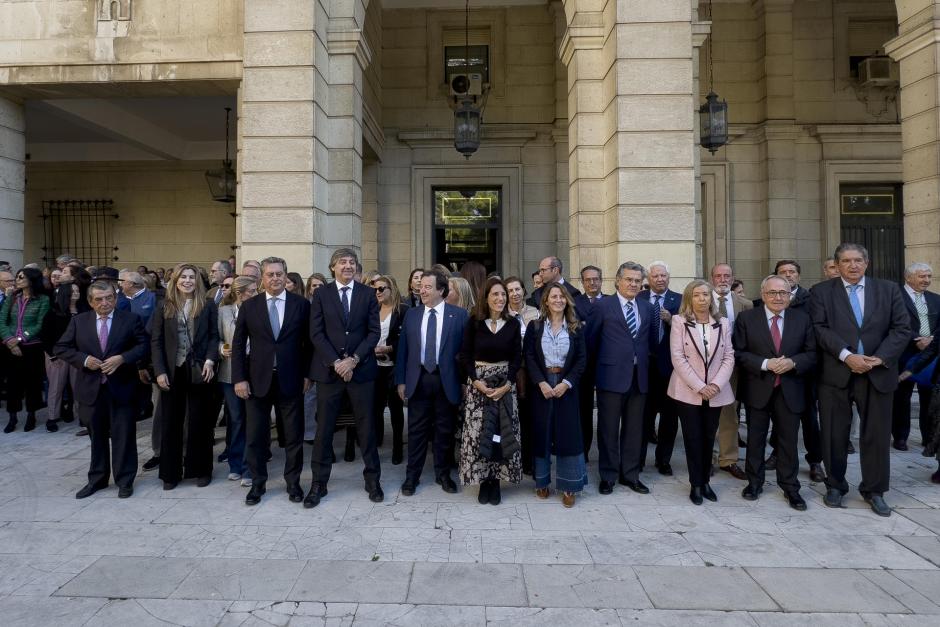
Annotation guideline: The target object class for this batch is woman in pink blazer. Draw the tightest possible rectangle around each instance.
[667,279,736,505]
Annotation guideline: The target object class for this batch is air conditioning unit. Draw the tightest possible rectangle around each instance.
[858,56,899,87]
[449,72,483,97]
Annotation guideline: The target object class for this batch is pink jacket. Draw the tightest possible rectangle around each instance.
[666,314,736,407]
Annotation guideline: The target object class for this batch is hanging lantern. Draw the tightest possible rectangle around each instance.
[699,90,728,154]
[454,99,482,159]
[205,106,236,203]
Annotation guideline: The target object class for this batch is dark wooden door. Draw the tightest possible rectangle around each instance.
[839,183,904,281]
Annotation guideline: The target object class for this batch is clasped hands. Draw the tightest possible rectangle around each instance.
[845,354,882,374]
[333,356,357,382]
[697,383,721,400]
[475,379,511,401]
[538,380,570,399]
[766,356,796,375]
[85,354,125,375]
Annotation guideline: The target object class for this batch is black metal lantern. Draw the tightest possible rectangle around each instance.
[454,99,482,159]
[205,107,236,203]
[699,90,728,154]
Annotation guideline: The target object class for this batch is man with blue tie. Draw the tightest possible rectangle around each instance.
[587,261,656,495]
[810,243,910,516]
[396,269,468,495]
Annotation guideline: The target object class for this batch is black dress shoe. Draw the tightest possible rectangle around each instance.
[436,474,458,494]
[23,412,36,432]
[478,479,492,504]
[46,419,59,433]
[621,479,650,494]
[741,484,762,501]
[118,485,133,499]
[75,428,88,437]
[863,493,892,517]
[303,482,327,508]
[287,483,304,503]
[656,463,673,476]
[196,476,212,488]
[367,482,385,503]
[824,487,843,508]
[598,480,614,495]
[892,440,909,452]
[4,415,17,433]
[785,491,807,511]
[764,453,777,470]
[401,480,417,496]
[163,481,178,491]
[488,480,501,505]
[846,441,856,454]
[689,486,704,505]
[142,456,160,471]
[75,483,106,499]
[809,463,826,483]
[246,483,267,506]
[702,484,718,502]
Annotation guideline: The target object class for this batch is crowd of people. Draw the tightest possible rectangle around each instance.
[0,242,937,517]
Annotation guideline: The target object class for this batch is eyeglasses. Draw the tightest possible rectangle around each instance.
[764,290,789,299]
[374,286,388,294]
[222,283,233,289]
[537,267,553,274]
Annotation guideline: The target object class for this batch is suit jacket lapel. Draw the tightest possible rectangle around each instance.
[439,305,454,353]
[860,279,875,327]
[280,294,296,338]
[104,313,122,356]
[832,280,858,329]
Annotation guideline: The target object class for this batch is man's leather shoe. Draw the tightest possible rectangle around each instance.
[720,464,747,480]
[142,456,160,470]
[436,474,457,494]
[809,463,826,483]
[488,480,501,505]
[598,480,614,495]
[892,440,908,452]
[401,480,417,496]
[367,482,385,503]
[846,441,856,454]
[118,485,133,499]
[823,488,843,508]
[702,484,718,502]
[75,483,105,499]
[163,481,177,491]
[23,413,36,432]
[764,453,777,471]
[621,479,650,495]
[392,445,404,466]
[785,491,807,511]
[303,483,327,508]
[478,479,492,504]
[741,484,762,501]
[689,487,704,505]
[656,463,673,476]
[286,483,304,503]
[45,420,58,433]
[863,493,892,517]
[196,476,211,488]
[246,483,266,506]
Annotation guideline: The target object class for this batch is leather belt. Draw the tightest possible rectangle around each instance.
[546,367,563,374]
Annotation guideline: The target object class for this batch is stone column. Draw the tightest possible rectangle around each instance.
[886,1,940,275]
[562,0,698,286]
[0,97,25,269]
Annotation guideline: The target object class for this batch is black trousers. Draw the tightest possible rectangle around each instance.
[80,385,137,489]
[892,378,934,444]
[245,372,304,487]
[641,365,679,467]
[4,343,44,414]
[819,375,892,495]
[373,365,404,448]
[405,369,457,483]
[578,366,597,459]
[159,365,214,484]
[745,387,801,493]
[596,371,646,483]
[311,380,380,485]
[675,399,721,488]
[768,383,822,464]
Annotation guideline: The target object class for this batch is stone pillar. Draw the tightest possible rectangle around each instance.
[562,0,698,286]
[886,1,940,275]
[0,97,25,269]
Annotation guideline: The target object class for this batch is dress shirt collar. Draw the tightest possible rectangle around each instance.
[616,291,635,308]
[265,290,286,303]
[713,290,730,302]
[764,306,785,321]
[904,284,922,301]
[98,310,114,321]
[335,279,355,296]
[126,288,145,300]
[841,276,866,290]
[425,300,446,317]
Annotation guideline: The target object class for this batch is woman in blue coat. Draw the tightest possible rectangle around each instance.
[524,282,587,507]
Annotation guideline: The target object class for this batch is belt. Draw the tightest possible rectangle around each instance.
[546,367,563,374]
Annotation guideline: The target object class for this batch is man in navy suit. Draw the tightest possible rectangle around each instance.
[893,262,940,450]
[587,261,657,495]
[396,269,468,495]
[637,261,681,475]
[573,265,606,460]
[232,257,311,506]
[55,281,148,499]
[306,248,382,507]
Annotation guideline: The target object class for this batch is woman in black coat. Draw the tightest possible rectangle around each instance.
[371,275,409,464]
[523,282,587,507]
[151,264,219,490]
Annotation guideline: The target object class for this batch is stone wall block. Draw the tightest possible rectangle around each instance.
[615,22,691,60]
[244,0,316,32]
[240,172,314,207]
[616,59,692,95]
[244,31,315,67]
[615,132,694,169]
[616,0,691,23]
[240,208,314,243]
[242,137,315,172]
[241,102,315,137]
[242,67,315,101]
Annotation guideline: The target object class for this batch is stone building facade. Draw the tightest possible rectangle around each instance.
[0,0,937,292]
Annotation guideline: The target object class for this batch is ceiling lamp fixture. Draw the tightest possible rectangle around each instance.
[205,106,236,203]
[699,0,728,154]
[453,0,484,159]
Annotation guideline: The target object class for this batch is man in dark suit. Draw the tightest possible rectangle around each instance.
[587,261,656,495]
[232,256,311,506]
[637,261,681,475]
[810,242,910,516]
[531,256,581,308]
[306,247,382,507]
[572,265,606,460]
[734,275,817,510]
[525,270,542,308]
[55,281,148,499]
[396,269,468,495]
[892,262,940,451]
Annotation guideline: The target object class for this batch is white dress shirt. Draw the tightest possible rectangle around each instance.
[760,307,785,371]
[838,276,866,361]
[265,291,286,329]
[420,300,446,366]
[335,279,355,303]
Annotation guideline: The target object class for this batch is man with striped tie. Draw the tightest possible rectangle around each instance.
[810,243,910,516]
[587,261,657,495]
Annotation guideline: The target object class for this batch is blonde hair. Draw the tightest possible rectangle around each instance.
[163,264,207,320]
[222,276,257,306]
[448,276,475,311]
[677,279,718,320]
[371,274,402,309]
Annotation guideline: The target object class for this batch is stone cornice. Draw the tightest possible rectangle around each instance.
[558,12,604,67]
[327,29,373,69]
[807,124,901,143]
[397,126,539,148]
[885,20,940,62]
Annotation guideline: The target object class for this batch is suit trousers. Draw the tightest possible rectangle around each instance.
[405,369,457,483]
[641,365,678,467]
[150,384,163,456]
[4,343,44,414]
[768,384,822,465]
[819,374,892,495]
[159,365,214,484]
[744,387,801,494]
[310,380,381,486]
[596,371,646,483]
[80,385,138,489]
[374,365,405,449]
[578,366,597,459]
[245,372,304,487]
[892,378,934,444]
[716,370,742,466]
[675,399,721,488]
[45,355,77,420]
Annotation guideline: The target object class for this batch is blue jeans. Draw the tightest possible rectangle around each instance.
[221,383,248,476]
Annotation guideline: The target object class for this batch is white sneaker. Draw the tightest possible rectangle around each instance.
[227,473,241,481]
[240,477,252,487]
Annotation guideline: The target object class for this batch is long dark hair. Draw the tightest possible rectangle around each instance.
[471,276,511,322]
[459,260,487,305]
[15,267,45,299]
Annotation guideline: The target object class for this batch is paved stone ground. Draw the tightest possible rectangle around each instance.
[0,407,938,626]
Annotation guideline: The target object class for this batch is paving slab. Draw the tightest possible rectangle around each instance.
[634,565,779,611]
[407,563,527,606]
[352,603,485,626]
[890,536,940,567]
[87,599,232,627]
[486,606,622,626]
[171,557,307,601]
[481,529,593,564]
[583,531,702,566]
[522,564,652,609]
[0,595,107,627]
[55,555,200,599]
[289,559,412,603]
[745,567,909,613]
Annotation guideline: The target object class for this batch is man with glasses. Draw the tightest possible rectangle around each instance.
[733,275,817,510]
[531,256,581,308]
[208,260,234,305]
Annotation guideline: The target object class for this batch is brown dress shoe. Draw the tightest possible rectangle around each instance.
[562,492,576,508]
[720,463,747,480]
[535,487,550,499]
